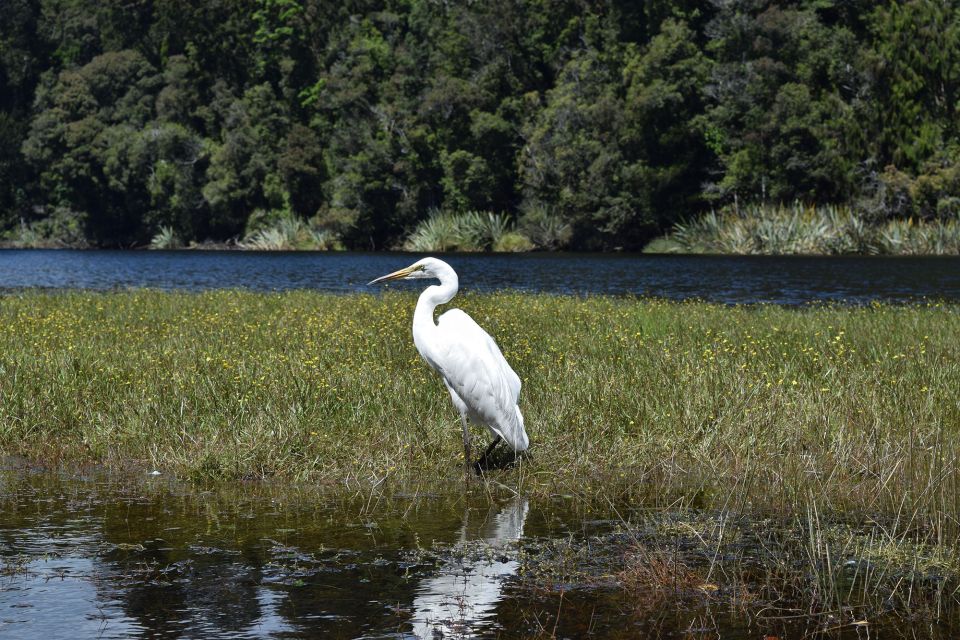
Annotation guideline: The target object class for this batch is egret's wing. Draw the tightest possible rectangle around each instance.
[433,309,528,451]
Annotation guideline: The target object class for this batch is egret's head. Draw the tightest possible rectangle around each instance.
[368,257,451,285]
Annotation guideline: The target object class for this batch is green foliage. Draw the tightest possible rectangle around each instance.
[3,1,960,249]
[149,225,181,250]
[493,231,534,253]
[873,217,960,255]
[866,1,960,171]
[518,205,572,250]
[402,211,463,252]
[239,211,344,250]
[402,210,519,252]
[654,201,960,255]
[2,206,88,248]
[520,39,647,249]
[698,3,861,203]
[242,210,342,250]
[857,159,960,222]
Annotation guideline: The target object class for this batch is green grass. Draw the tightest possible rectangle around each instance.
[0,290,958,522]
[3,289,960,623]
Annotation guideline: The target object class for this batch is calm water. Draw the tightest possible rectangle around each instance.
[1,249,959,304]
[2,469,952,640]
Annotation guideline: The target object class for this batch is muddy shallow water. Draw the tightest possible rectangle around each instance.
[0,467,956,639]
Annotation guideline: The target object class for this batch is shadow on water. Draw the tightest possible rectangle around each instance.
[1,467,959,639]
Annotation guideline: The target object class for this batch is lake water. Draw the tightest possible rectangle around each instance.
[1,249,959,304]
[2,468,955,639]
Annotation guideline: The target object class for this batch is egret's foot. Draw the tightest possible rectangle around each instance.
[471,438,500,474]
[473,439,526,474]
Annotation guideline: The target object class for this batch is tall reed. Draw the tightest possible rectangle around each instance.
[651,202,960,255]
[403,210,531,252]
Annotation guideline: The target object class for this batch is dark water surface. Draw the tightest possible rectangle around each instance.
[1,468,955,639]
[1,249,959,303]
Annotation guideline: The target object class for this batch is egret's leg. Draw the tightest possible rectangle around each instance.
[477,436,502,466]
[460,414,472,470]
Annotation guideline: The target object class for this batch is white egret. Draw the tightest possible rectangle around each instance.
[369,257,529,470]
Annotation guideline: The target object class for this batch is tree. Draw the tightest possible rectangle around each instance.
[698,1,861,203]
[22,49,162,243]
[865,1,960,171]
[622,18,712,231]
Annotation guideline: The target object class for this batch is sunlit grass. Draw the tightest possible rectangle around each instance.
[0,290,957,525]
[648,202,960,254]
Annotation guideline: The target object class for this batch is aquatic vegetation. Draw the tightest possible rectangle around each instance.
[239,213,344,251]
[651,202,960,255]
[0,291,957,521]
[402,210,531,252]
[149,225,182,250]
[1,291,959,631]
[519,509,960,633]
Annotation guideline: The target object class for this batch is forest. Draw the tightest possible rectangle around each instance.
[0,0,958,251]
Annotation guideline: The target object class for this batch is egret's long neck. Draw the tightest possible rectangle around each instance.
[412,267,458,356]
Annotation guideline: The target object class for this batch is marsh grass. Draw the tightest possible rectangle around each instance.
[1,289,959,624]
[0,291,958,516]
[402,210,531,252]
[520,507,960,632]
[239,214,344,251]
[652,202,960,254]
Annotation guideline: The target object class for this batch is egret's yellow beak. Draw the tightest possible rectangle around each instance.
[368,264,419,285]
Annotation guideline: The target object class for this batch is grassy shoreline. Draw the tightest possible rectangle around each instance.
[2,289,960,628]
[0,290,956,512]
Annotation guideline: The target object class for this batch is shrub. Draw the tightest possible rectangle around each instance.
[518,205,572,250]
[651,202,960,255]
[149,226,182,250]
[402,211,466,252]
[2,207,89,248]
[857,161,960,222]
[493,231,534,252]
[402,210,516,252]
[239,212,344,251]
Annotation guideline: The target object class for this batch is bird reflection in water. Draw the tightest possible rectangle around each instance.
[408,497,529,638]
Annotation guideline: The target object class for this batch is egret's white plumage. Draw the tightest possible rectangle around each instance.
[369,257,528,467]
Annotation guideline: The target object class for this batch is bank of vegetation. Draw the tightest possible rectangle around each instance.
[2,290,959,627]
[1,1,960,252]
[649,202,960,254]
[0,290,956,514]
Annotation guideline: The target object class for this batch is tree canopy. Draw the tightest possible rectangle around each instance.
[1,0,958,250]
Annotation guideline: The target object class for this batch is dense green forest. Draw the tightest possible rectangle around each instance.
[1,0,958,250]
